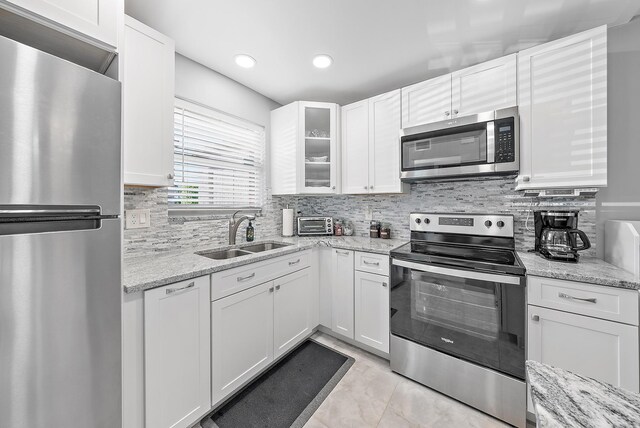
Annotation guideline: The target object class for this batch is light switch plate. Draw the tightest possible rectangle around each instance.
[125,209,151,229]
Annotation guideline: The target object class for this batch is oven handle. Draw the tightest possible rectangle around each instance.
[391,259,522,285]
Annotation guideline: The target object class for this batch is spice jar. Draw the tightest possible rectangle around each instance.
[369,220,381,238]
[334,219,343,236]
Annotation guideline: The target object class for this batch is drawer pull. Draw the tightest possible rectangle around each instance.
[336,250,350,256]
[363,260,380,266]
[276,285,281,291]
[289,259,301,266]
[531,315,540,321]
[166,281,194,295]
[558,292,597,304]
[237,273,256,282]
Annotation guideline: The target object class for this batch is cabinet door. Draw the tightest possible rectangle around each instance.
[123,16,175,187]
[144,276,211,428]
[0,0,119,48]
[354,271,390,353]
[331,249,355,339]
[299,102,339,194]
[369,89,407,194]
[212,281,274,405]
[451,54,517,117]
[527,305,639,400]
[341,99,370,194]
[401,74,452,128]
[270,102,299,195]
[517,26,607,189]
[274,268,313,358]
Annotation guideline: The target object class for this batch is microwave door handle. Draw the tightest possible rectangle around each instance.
[391,259,521,285]
[486,121,495,163]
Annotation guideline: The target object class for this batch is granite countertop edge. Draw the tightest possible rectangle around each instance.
[123,236,407,294]
[517,251,640,290]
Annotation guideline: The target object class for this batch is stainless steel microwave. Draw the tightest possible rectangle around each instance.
[297,216,333,236]
[400,106,519,182]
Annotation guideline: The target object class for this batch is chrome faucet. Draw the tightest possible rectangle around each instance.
[229,211,255,245]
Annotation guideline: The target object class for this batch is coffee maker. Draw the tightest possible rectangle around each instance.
[534,211,591,262]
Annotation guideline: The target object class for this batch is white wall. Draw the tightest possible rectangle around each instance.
[596,18,640,258]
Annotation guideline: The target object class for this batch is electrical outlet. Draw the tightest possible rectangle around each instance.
[125,209,151,229]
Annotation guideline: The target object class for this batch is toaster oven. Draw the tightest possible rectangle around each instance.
[297,216,333,236]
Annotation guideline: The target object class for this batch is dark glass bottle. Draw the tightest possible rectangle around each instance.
[246,221,254,242]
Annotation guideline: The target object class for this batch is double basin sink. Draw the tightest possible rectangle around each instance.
[196,242,292,260]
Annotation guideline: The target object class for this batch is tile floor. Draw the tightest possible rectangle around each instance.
[305,331,511,428]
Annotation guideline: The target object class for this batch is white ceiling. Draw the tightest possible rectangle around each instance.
[125,0,640,106]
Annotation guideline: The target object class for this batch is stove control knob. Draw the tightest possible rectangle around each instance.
[497,220,505,228]
[484,220,493,228]
[415,218,421,224]
[424,218,431,224]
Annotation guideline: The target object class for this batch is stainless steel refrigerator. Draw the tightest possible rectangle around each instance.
[0,35,122,427]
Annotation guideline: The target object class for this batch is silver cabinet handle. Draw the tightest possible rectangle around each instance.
[522,176,530,182]
[363,260,380,266]
[382,282,388,287]
[275,285,281,291]
[364,186,368,190]
[237,273,256,282]
[166,281,194,295]
[531,315,540,321]
[370,185,374,189]
[453,109,459,115]
[336,250,350,256]
[167,173,174,179]
[332,186,336,190]
[289,259,301,266]
[444,111,450,117]
[558,293,597,304]
[269,286,274,292]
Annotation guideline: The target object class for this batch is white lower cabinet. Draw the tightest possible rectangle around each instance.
[211,281,275,405]
[332,249,355,339]
[144,276,211,428]
[211,267,312,406]
[354,271,390,353]
[274,268,313,358]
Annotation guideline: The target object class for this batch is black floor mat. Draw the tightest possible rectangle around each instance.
[203,339,354,428]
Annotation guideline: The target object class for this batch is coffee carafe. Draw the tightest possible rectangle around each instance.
[534,211,591,262]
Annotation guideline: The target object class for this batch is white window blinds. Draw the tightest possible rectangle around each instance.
[170,98,265,212]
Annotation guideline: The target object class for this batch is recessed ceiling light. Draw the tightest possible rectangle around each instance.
[235,54,256,68]
[313,54,333,69]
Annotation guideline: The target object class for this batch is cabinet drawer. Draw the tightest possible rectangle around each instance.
[211,250,311,301]
[528,276,639,325]
[355,251,389,276]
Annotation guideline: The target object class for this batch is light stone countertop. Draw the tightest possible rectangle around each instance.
[517,251,640,290]
[123,236,407,294]
[526,360,640,428]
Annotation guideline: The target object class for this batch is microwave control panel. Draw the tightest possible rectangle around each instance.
[494,118,515,163]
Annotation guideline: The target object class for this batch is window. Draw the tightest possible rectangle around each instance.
[169,98,265,214]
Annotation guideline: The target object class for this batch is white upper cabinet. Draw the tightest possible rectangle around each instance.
[144,276,211,428]
[123,16,175,187]
[0,0,120,48]
[341,90,408,195]
[401,74,452,128]
[451,54,517,117]
[270,101,340,195]
[341,100,369,194]
[517,26,607,190]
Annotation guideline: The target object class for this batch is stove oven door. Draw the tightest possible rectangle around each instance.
[390,258,525,380]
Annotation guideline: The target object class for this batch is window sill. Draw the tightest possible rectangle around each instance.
[168,207,262,223]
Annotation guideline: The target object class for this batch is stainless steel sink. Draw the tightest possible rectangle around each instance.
[240,242,292,253]
[196,248,253,260]
[195,242,292,260]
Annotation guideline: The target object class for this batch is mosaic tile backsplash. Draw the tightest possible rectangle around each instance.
[124,177,597,257]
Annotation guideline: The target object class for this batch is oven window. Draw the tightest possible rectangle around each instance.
[300,219,327,231]
[402,126,487,170]
[390,264,525,380]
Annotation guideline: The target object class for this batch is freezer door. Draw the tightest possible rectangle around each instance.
[0,35,121,215]
[0,219,121,428]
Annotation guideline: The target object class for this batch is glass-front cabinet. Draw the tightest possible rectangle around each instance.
[270,101,339,195]
[299,102,338,193]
